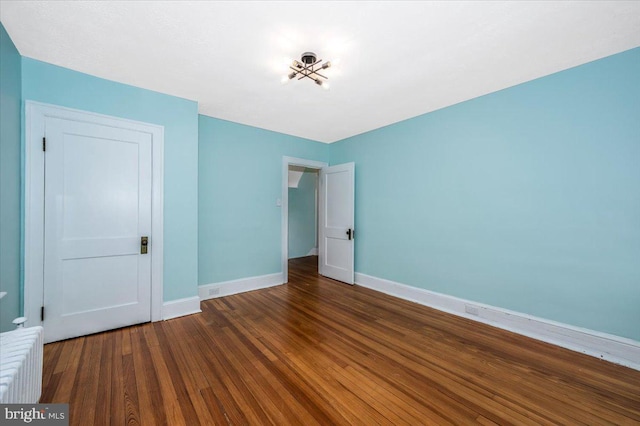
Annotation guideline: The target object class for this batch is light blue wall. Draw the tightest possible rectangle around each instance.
[198,115,328,285]
[0,23,22,331]
[21,58,199,302]
[330,48,640,341]
[288,170,317,258]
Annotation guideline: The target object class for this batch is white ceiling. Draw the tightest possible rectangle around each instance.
[2,1,639,143]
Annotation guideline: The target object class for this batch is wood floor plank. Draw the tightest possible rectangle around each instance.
[220,324,323,426]
[217,326,305,425]
[241,314,373,424]
[190,323,273,425]
[148,342,187,425]
[121,327,132,356]
[130,326,162,425]
[94,332,113,425]
[154,322,214,426]
[179,321,251,424]
[122,353,141,426]
[42,338,62,386]
[108,330,125,426]
[40,256,640,425]
[70,333,102,425]
[50,337,83,403]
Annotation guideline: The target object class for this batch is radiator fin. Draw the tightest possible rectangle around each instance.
[0,326,44,403]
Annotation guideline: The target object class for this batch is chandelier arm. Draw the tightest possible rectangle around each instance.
[296,69,328,81]
[289,67,321,79]
[299,59,323,75]
[308,71,328,79]
[298,67,313,80]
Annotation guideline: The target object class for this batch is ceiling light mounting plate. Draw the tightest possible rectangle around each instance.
[301,52,317,65]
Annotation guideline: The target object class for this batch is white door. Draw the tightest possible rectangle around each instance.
[43,117,152,343]
[319,163,355,284]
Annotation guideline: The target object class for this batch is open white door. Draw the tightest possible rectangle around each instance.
[319,162,355,284]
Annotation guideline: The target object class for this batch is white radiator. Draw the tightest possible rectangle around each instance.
[0,326,44,403]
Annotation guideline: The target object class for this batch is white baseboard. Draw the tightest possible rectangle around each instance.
[288,249,318,260]
[199,272,284,301]
[162,296,202,320]
[355,273,640,371]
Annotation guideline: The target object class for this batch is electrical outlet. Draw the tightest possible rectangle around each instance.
[465,304,479,316]
[209,288,220,296]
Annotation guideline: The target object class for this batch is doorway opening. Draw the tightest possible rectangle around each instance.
[281,157,327,283]
[288,166,319,277]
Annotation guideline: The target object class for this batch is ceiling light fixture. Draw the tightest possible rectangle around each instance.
[284,52,331,89]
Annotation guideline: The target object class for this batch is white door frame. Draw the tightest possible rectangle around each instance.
[24,101,164,328]
[281,156,328,283]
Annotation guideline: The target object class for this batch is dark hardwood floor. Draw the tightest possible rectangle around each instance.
[41,256,640,425]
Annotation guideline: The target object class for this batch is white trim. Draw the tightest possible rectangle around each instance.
[199,273,284,301]
[355,272,640,371]
[162,296,202,320]
[282,156,327,283]
[24,101,165,328]
[288,249,317,260]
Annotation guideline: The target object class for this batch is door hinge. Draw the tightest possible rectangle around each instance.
[41,306,44,322]
[42,137,46,152]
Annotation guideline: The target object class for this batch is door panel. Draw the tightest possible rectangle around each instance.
[43,117,152,343]
[61,255,139,314]
[61,134,140,239]
[319,163,355,284]
[326,170,351,227]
